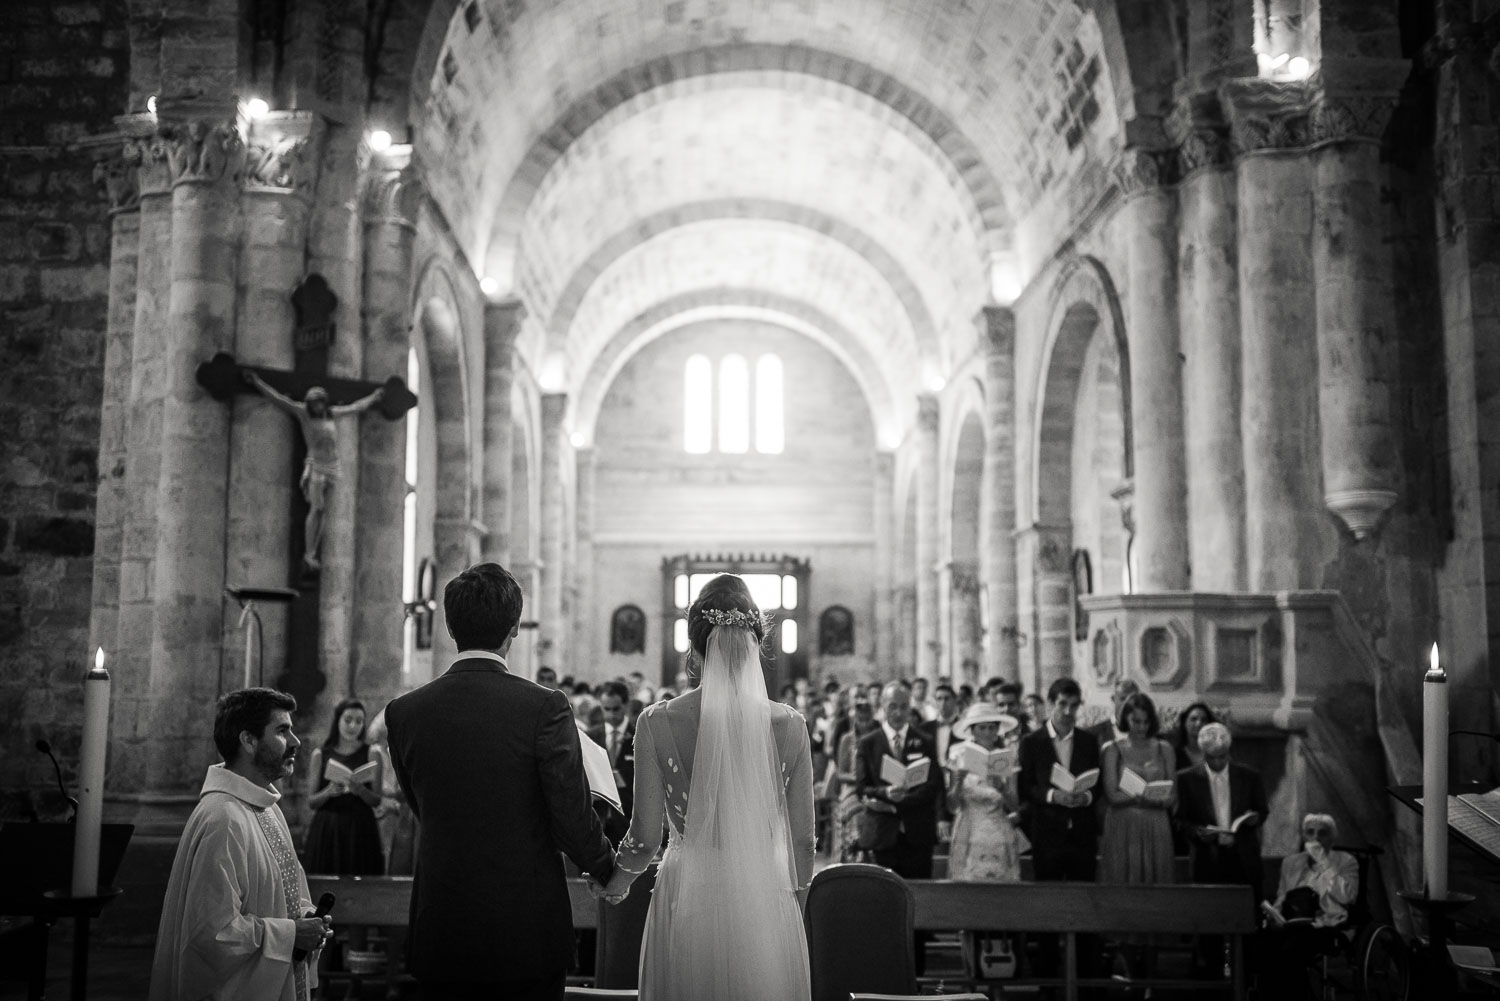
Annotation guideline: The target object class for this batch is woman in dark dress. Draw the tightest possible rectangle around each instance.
[305,698,386,875]
[1170,701,1217,773]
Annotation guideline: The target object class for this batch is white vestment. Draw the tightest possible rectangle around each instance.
[149,764,318,1001]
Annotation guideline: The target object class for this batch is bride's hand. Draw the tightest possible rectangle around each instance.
[601,866,634,905]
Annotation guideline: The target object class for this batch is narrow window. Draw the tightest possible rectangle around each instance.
[755,354,783,454]
[684,354,712,453]
[718,354,748,453]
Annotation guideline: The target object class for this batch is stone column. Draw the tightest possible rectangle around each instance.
[573,446,597,671]
[481,298,525,567]
[538,393,568,673]
[1310,73,1407,538]
[1221,80,1330,590]
[351,149,417,709]
[915,394,940,679]
[88,139,142,665]
[146,115,245,798]
[430,516,482,669]
[1173,117,1248,590]
[1016,524,1074,689]
[872,450,896,673]
[223,114,320,688]
[950,562,983,681]
[936,560,954,679]
[1115,148,1191,592]
[978,305,1019,679]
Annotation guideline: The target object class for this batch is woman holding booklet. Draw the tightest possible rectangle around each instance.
[304,697,386,875]
[1099,692,1176,886]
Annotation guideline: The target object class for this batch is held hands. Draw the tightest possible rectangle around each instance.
[294,914,333,953]
[1054,789,1090,809]
[588,867,635,906]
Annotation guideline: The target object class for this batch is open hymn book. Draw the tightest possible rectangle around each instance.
[323,758,379,787]
[952,741,1018,777]
[1118,767,1174,803]
[1203,811,1257,835]
[880,755,931,791]
[1050,763,1099,794]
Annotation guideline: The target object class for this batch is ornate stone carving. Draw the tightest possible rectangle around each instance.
[94,153,139,213]
[1139,618,1191,688]
[363,161,423,226]
[1308,94,1399,147]
[244,136,313,192]
[977,304,1014,357]
[123,134,173,197]
[1218,77,1312,154]
[160,119,245,186]
[1091,621,1122,687]
[1112,145,1180,195]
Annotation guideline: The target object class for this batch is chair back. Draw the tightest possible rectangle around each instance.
[593,864,657,988]
[806,863,916,1001]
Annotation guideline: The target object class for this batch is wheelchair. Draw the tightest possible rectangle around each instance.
[1297,845,1410,1001]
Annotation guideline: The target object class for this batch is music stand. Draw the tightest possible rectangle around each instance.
[0,821,133,1001]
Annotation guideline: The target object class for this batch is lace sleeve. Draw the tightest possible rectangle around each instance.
[616,707,664,875]
[780,712,816,890]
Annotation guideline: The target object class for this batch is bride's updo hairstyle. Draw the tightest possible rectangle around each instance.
[686,573,767,658]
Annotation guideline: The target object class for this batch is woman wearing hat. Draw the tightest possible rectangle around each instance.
[945,703,1026,881]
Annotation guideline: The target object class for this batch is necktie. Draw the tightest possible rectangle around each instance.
[609,728,621,764]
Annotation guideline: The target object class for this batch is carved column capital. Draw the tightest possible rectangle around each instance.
[243,111,323,197]
[363,147,422,228]
[1113,145,1180,197]
[484,296,527,348]
[1165,97,1234,176]
[94,151,140,214]
[916,392,940,432]
[1016,523,1073,575]
[977,304,1015,357]
[159,119,246,187]
[1218,77,1313,155]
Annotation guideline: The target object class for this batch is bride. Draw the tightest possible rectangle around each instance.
[596,574,814,1000]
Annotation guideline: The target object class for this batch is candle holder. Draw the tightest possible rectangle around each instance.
[1397,889,1475,1001]
[40,885,124,1001]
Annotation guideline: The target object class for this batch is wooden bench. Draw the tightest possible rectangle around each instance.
[308,876,1254,1001]
[908,880,1257,1001]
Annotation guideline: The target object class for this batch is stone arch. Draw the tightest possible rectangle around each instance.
[1033,256,1132,526]
[572,289,898,448]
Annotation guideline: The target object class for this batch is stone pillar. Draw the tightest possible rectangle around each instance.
[872,450,896,674]
[1221,80,1329,590]
[1310,74,1407,538]
[481,298,525,567]
[89,140,142,665]
[224,114,319,688]
[1174,120,1248,590]
[430,516,482,669]
[915,394,940,680]
[146,115,245,798]
[351,149,417,709]
[950,562,983,681]
[1016,524,1074,690]
[936,560,954,679]
[978,305,1019,679]
[538,393,568,673]
[573,446,597,671]
[1116,148,1191,591]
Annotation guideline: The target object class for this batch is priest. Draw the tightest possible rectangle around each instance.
[149,688,332,1001]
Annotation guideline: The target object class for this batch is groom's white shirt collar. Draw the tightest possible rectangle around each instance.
[456,650,508,671]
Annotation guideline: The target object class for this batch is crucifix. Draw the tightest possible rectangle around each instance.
[196,351,417,571]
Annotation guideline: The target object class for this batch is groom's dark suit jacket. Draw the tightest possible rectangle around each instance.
[386,657,615,985]
[1016,724,1101,872]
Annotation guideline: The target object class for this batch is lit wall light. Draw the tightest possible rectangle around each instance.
[244,97,270,120]
[538,351,568,392]
[480,276,500,297]
[924,368,947,393]
[569,431,586,448]
[146,95,157,116]
[368,129,393,152]
[1285,56,1311,80]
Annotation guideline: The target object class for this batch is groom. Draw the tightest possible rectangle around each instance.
[385,563,615,1001]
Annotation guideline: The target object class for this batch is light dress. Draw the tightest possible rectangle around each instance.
[615,627,815,1001]
[1099,737,1176,884]
[946,753,1025,881]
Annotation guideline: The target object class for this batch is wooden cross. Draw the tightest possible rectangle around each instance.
[195,351,417,418]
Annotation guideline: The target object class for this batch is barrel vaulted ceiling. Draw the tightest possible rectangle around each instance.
[407,0,1135,438]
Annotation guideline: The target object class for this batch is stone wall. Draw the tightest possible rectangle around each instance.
[0,0,129,818]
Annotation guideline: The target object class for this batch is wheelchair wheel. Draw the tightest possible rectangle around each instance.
[1354,923,1409,1001]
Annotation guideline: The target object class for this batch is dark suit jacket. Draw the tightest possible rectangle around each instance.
[1017,724,1102,857]
[1175,761,1268,899]
[920,719,959,822]
[385,658,615,984]
[853,725,945,849]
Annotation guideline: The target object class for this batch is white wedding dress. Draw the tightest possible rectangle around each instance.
[615,627,815,1000]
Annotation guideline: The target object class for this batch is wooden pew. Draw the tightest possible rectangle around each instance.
[309,876,1254,1001]
[908,880,1257,1001]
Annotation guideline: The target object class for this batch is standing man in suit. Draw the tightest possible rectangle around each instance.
[385,563,615,1001]
[1018,677,1102,880]
[925,683,962,840]
[586,679,635,844]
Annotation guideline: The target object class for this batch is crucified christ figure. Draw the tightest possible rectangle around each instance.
[244,370,385,570]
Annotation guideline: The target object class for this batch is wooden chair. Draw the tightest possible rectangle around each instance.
[806,863,917,1001]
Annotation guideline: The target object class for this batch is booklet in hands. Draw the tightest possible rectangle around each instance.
[953,741,1018,778]
[1118,767,1174,802]
[323,758,379,787]
[881,754,931,790]
[1050,762,1099,794]
[1204,811,1256,835]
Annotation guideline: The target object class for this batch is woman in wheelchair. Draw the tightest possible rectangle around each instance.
[1256,813,1360,998]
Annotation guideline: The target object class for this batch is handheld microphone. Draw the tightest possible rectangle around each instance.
[293,891,336,961]
[35,739,79,820]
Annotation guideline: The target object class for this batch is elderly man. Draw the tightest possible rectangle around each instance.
[1175,722,1268,899]
[150,688,331,1001]
[1256,813,1360,999]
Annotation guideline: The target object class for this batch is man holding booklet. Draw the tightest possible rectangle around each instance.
[854,682,945,879]
[1174,722,1267,900]
[1017,678,1102,881]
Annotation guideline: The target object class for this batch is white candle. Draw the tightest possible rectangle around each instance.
[71,647,111,897]
[1422,642,1448,900]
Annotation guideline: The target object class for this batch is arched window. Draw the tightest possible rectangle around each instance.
[683,354,712,453]
[718,353,749,453]
[755,354,783,454]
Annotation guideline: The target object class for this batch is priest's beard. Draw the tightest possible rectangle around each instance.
[253,744,295,786]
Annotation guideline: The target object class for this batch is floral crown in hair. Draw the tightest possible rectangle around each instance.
[701,608,763,630]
